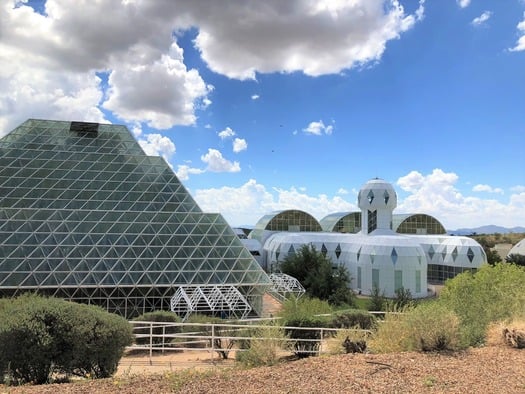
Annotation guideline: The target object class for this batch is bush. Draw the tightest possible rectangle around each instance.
[330,310,377,330]
[439,263,525,346]
[132,311,182,346]
[327,328,370,355]
[392,287,413,309]
[0,294,133,385]
[368,302,463,353]
[486,318,525,348]
[182,314,236,359]
[278,296,333,321]
[284,315,331,358]
[368,285,386,311]
[278,296,332,358]
[235,325,287,367]
[402,302,462,352]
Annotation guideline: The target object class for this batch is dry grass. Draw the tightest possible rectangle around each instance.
[486,318,525,347]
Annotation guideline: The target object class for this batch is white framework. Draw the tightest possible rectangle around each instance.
[268,273,306,301]
[170,285,252,321]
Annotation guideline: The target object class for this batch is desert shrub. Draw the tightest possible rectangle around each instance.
[278,296,332,358]
[284,315,331,358]
[402,302,462,352]
[439,263,525,346]
[0,294,133,385]
[486,318,525,348]
[327,328,370,355]
[368,285,386,311]
[369,302,463,353]
[132,311,182,346]
[330,310,377,330]
[392,287,413,309]
[181,314,236,359]
[235,325,287,367]
[278,296,333,321]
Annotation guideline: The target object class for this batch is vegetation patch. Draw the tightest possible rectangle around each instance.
[0,294,133,385]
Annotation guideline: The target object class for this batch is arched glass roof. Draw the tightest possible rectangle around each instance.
[250,210,321,242]
[393,214,446,235]
[508,239,525,257]
[320,211,361,233]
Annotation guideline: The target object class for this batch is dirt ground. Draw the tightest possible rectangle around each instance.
[3,345,525,393]
[117,349,236,375]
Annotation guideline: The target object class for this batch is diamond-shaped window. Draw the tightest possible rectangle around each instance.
[391,248,398,264]
[321,243,328,257]
[367,190,374,204]
[452,246,458,262]
[467,247,475,263]
[384,190,390,204]
[335,244,341,259]
[428,245,435,260]
[357,246,362,262]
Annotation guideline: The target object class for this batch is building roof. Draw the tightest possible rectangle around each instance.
[0,119,270,317]
[249,209,322,242]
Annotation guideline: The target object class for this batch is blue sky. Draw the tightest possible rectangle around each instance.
[1,0,524,229]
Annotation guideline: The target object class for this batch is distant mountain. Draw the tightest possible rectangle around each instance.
[448,225,525,235]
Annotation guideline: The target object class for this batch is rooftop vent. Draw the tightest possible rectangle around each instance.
[70,121,99,136]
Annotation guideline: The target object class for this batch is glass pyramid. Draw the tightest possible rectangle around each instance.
[0,119,271,318]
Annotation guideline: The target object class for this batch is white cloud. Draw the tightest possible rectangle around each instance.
[190,169,525,228]
[233,138,248,153]
[176,164,205,181]
[251,94,260,100]
[0,1,211,133]
[471,11,492,27]
[200,148,241,172]
[303,120,333,135]
[509,13,525,52]
[472,184,504,194]
[415,0,425,21]
[218,127,235,139]
[337,188,349,195]
[194,179,356,226]
[0,1,425,131]
[102,43,212,129]
[396,169,525,229]
[511,185,525,193]
[457,0,471,8]
[138,133,176,161]
[192,0,424,79]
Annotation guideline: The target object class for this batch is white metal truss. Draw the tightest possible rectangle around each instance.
[170,285,252,321]
[268,273,305,302]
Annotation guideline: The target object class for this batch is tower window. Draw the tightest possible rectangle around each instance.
[368,210,377,233]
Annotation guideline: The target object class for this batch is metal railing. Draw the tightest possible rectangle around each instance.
[128,320,370,363]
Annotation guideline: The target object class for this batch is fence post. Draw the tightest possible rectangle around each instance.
[211,323,215,362]
[149,322,153,364]
[320,328,324,354]
[162,324,166,354]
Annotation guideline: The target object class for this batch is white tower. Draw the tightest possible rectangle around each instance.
[358,178,397,235]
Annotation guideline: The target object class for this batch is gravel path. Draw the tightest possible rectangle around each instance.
[3,345,525,393]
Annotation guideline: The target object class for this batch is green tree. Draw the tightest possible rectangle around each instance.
[279,244,355,306]
[505,253,525,267]
[474,236,501,265]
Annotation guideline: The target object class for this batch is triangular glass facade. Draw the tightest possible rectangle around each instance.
[0,119,270,317]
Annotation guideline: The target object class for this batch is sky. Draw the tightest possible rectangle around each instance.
[1,0,524,230]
